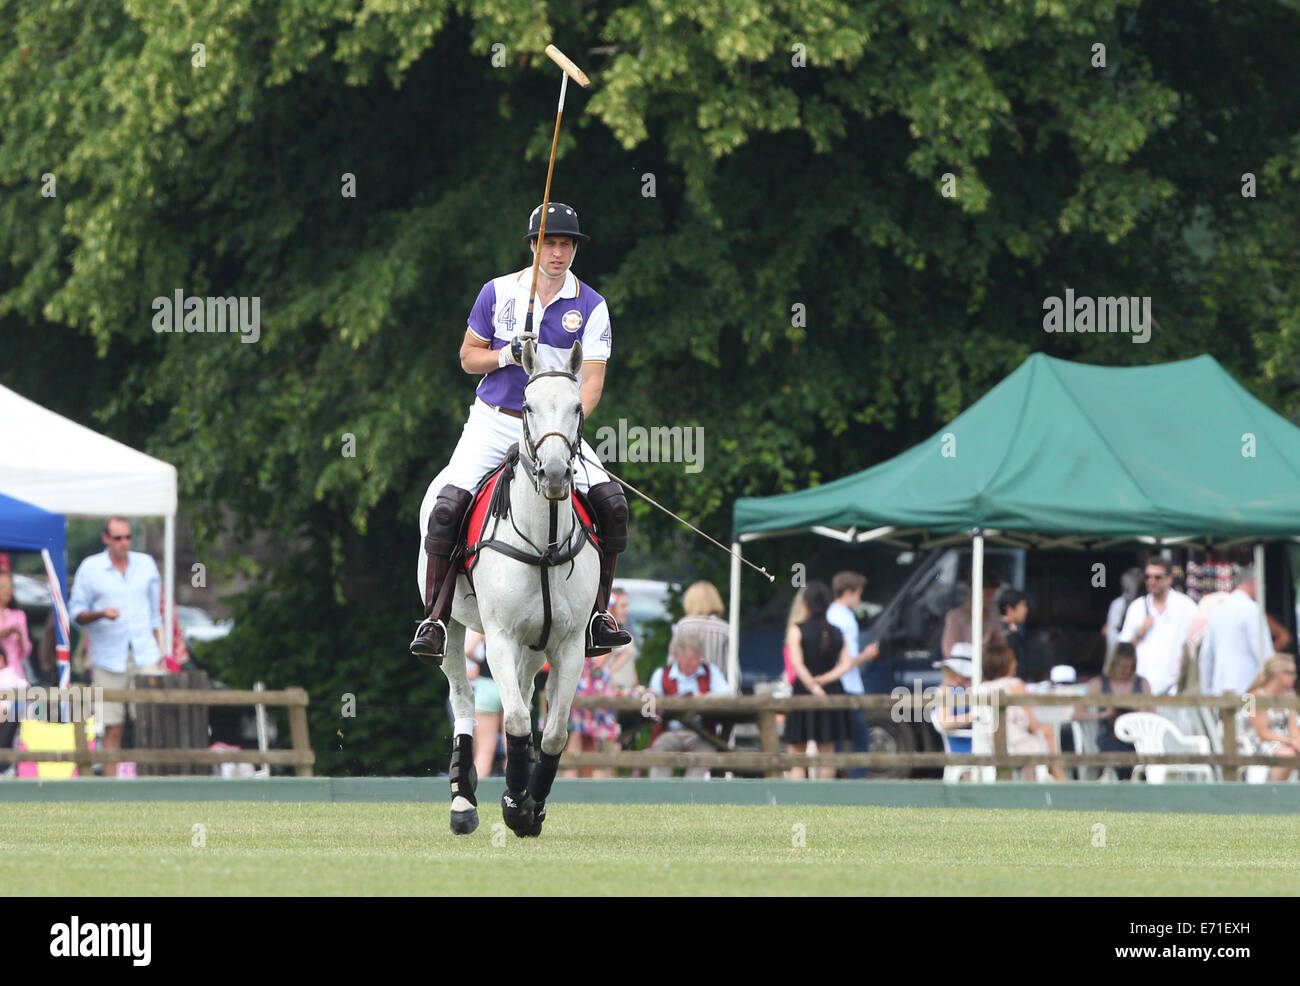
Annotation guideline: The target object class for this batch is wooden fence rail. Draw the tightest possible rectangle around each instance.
[566,691,1300,779]
[0,686,314,777]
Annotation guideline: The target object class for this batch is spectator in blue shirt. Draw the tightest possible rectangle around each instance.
[68,518,165,776]
[827,572,883,777]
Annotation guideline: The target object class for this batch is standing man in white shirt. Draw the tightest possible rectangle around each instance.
[68,517,166,777]
[1118,558,1197,696]
[1200,567,1266,695]
[826,572,883,777]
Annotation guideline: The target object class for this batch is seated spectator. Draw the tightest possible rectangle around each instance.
[647,629,732,778]
[934,653,974,753]
[942,570,1005,659]
[981,643,1067,781]
[1242,654,1300,782]
[784,581,854,780]
[1075,642,1152,780]
[604,588,639,692]
[669,581,730,680]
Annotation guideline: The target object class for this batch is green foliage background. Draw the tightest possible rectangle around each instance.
[2,0,1298,773]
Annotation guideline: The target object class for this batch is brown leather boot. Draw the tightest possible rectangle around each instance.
[585,481,631,657]
[410,485,474,665]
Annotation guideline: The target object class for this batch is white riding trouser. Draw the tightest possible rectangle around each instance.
[416,398,610,601]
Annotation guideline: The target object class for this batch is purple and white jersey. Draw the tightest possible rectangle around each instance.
[468,268,612,411]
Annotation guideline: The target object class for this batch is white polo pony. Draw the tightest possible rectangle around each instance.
[440,340,599,837]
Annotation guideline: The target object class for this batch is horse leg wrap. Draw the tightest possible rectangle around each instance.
[527,750,563,806]
[448,734,479,835]
[449,734,477,807]
[505,732,533,795]
[501,738,538,837]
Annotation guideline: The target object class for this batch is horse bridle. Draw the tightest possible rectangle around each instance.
[519,369,584,492]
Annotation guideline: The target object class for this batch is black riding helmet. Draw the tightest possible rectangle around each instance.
[523,202,589,242]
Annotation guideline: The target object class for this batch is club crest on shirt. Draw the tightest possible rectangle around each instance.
[561,309,583,333]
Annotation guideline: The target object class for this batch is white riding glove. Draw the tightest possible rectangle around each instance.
[498,338,524,368]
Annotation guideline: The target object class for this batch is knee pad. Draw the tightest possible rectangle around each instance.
[425,485,473,556]
[586,481,628,552]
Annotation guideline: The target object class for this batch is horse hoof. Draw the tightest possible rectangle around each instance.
[501,790,536,836]
[450,807,479,835]
[522,802,547,838]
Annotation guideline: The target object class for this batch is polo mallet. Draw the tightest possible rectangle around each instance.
[520,44,591,342]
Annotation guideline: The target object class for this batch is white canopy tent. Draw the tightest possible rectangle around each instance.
[0,384,179,656]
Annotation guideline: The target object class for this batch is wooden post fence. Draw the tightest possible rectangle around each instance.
[0,686,314,776]
[564,691,1300,777]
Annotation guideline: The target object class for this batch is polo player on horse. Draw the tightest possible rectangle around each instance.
[412,202,630,666]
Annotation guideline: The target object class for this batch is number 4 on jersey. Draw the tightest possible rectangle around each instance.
[498,298,516,333]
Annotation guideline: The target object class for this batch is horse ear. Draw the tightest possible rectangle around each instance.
[567,341,583,376]
[521,338,537,376]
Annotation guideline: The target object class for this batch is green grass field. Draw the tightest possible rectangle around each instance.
[3,802,1297,895]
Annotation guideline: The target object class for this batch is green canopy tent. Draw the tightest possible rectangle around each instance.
[728,354,1300,688]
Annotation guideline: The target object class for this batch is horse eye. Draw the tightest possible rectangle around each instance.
[574,404,583,415]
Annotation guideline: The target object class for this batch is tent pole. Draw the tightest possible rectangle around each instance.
[164,514,176,666]
[1255,542,1267,665]
[728,542,742,689]
[970,530,984,690]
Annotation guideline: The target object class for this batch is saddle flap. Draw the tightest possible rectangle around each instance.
[462,446,601,575]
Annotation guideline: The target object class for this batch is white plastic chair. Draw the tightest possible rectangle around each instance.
[1114,712,1214,783]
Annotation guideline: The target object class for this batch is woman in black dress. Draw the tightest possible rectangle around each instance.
[785,581,855,779]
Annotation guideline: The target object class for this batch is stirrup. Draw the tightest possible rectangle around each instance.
[410,617,448,665]
[585,611,631,657]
